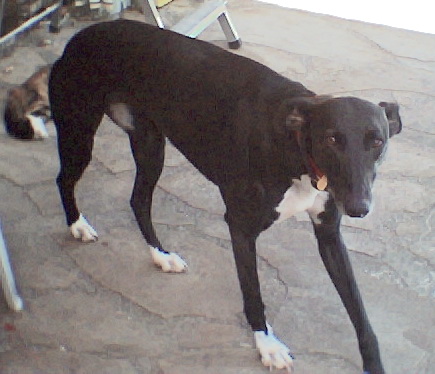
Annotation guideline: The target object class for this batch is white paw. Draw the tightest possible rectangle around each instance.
[70,214,98,242]
[150,246,188,273]
[27,114,49,139]
[254,324,294,372]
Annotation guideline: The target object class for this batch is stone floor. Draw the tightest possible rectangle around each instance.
[0,0,434,373]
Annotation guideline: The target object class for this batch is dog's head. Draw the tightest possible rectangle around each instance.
[286,96,402,218]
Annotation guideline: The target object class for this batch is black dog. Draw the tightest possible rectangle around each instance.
[49,20,402,373]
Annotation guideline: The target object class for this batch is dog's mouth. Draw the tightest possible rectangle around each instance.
[328,189,372,218]
[345,200,371,218]
[309,158,371,217]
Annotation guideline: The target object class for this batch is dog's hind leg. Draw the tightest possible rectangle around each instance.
[128,120,187,273]
[311,202,384,374]
[50,57,104,242]
[55,110,103,242]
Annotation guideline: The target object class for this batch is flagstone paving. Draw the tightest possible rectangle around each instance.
[0,1,433,373]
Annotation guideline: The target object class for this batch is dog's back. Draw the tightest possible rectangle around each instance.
[51,20,313,184]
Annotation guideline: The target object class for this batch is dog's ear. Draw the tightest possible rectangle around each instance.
[379,102,402,137]
[285,95,332,131]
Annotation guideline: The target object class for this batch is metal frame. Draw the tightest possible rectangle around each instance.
[141,0,241,49]
[0,1,62,45]
[0,220,23,311]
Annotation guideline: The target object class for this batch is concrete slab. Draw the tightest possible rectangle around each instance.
[0,1,434,373]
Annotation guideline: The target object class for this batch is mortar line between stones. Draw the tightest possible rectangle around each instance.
[209,38,328,62]
[0,174,44,216]
[419,207,434,242]
[296,349,362,371]
[156,185,224,217]
[405,127,435,136]
[350,28,435,64]
[328,88,435,99]
[256,253,290,300]
[64,248,242,327]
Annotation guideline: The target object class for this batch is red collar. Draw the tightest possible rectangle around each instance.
[294,130,328,191]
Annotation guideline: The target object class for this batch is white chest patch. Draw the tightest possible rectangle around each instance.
[275,174,329,224]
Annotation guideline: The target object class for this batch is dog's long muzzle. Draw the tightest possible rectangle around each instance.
[344,198,371,218]
[344,176,373,218]
[331,170,374,218]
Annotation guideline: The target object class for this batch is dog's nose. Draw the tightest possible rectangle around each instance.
[345,200,370,218]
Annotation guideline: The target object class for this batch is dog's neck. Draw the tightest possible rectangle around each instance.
[293,130,328,191]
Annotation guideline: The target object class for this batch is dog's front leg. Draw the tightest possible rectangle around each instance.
[226,215,294,371]
[311,205,384,374]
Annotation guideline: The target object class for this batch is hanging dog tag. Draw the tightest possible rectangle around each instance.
[316,175,328,191]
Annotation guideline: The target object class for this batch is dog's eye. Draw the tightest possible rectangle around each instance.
[373,138,384,147]
[325,135,336,145]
